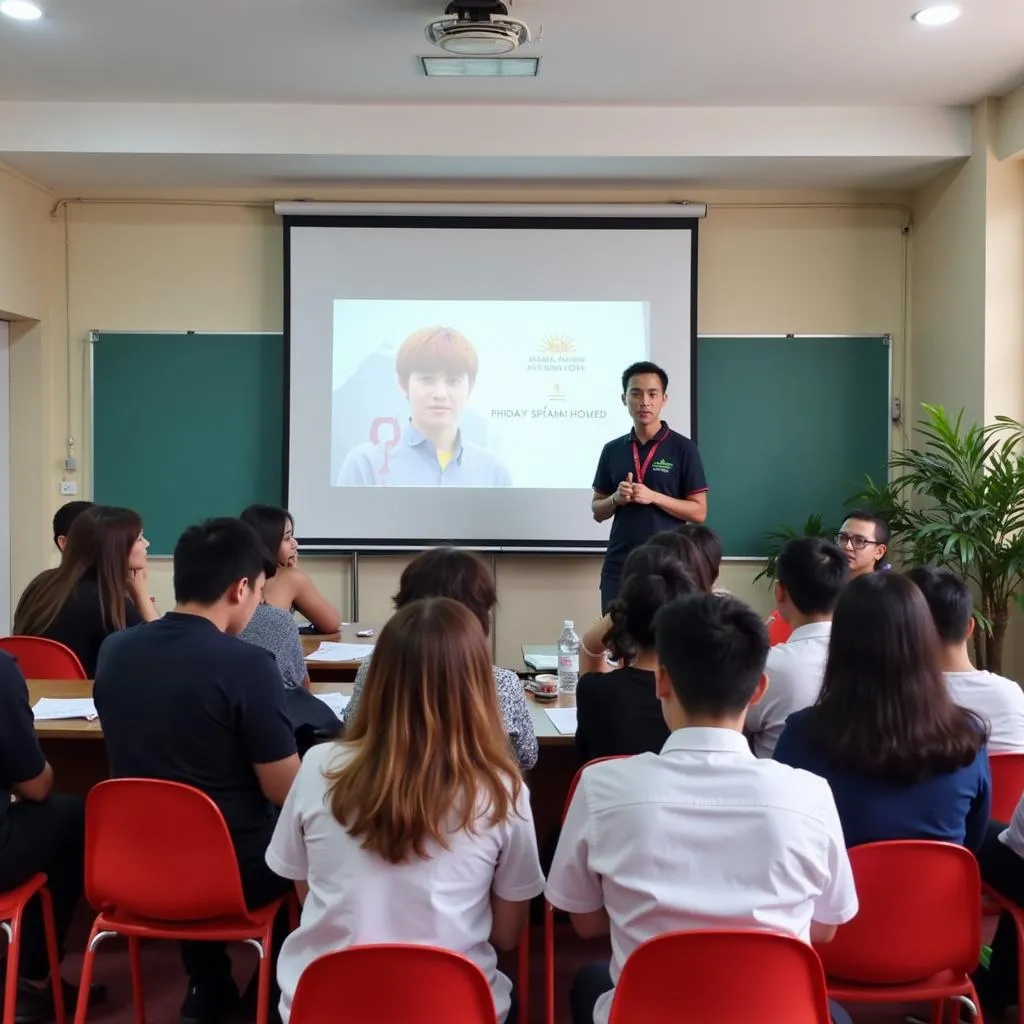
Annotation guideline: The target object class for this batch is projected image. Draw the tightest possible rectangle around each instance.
[331,300,650,488]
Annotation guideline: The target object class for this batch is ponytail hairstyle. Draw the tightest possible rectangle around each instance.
[603,544,696,665]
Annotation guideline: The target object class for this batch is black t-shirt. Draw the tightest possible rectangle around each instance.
[574,666,669,764]
[0,652,46,824]
[39,577,144,678]
[592,423,707,578]
[94,612,297,864]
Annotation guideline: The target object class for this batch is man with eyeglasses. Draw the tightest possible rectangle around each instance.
[834,509,890,578]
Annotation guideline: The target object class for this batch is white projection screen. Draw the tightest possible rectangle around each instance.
[281,203,702,550]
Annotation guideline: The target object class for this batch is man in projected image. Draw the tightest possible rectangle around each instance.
[336,325,512,487]
[592,361,709,613]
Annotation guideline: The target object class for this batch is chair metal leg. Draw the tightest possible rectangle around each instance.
[2,911,22,1024]
[38,889,65,1024]
[543,904,555,1024]
[128,936,145,1024]
[73,924,114,1024]
[929,1000,943,1024]
[518,925,530,1024]
[253,930,272,1024]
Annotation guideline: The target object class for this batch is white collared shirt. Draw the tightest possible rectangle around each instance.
[945,669,1024,754]
[746,621,832,758]
[266,743,545,1023]
[545,727,858,1024]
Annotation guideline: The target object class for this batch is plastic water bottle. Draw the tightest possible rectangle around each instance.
[558,619,580,696]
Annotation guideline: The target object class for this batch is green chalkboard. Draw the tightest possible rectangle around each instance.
[92,332,284,554]
[696,336,891,557]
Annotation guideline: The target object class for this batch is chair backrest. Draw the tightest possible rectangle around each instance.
[84,779,250,921]
[289,945,497,1024]
[816,840,980,985]
[989,753,1024,822]
[0,636,87,680]
[609,930,832,1024]
[563,755,630,820]
[766,610,793,647]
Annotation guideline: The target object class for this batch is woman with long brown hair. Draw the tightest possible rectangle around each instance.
[774,571,991,848]
[13,505,158,675]
[266,598,544,1024]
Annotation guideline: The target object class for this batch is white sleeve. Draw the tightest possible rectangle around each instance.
[492,785,546,902]
[265,749,320,881]
[544,777,604,914]
[812,787,859,925]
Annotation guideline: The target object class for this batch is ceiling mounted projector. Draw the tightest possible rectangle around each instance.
[425,0,531,56]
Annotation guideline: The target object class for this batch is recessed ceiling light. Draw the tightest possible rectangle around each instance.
[0,0,43,19]
[911,4,961,26]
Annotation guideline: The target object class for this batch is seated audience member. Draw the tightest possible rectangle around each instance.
[575,545,695,763]
[239,597,309,690]
[774,573,990,849]
[240,505,341,634]
[0,652,103,1023]
[14,505,158,676]
[267,597,544,1024]
[678,523,724,589]
[52,499,94,553]
[745,537,847,758]
[345,548,537,770]
[645,530,714,592]
[973,793,1024,1016]
[546,593,858,1024]
[94,518,300,1023]
[766,510,889,646]
[906,565,1024,754]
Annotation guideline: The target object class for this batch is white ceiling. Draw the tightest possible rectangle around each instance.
[0,0,1021,106]
[0,0,1015,189]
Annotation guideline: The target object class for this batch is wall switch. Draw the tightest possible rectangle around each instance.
[59,481,78,496]
[64,457,77,471]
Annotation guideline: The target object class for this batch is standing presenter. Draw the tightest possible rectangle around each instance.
[591,361,708,612]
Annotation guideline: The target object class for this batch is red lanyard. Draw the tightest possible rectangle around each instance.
[631,426,668,484]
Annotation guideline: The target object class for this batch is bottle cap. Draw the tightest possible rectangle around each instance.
[564,619,573,628]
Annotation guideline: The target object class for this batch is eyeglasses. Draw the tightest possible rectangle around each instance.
[835,532,880,551]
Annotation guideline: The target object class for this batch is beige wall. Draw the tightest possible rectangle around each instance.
[9,187,910,665]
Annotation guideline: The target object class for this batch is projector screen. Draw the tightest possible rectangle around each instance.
[283,206,700,549]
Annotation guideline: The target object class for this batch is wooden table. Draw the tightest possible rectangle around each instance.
[301,622,380,683]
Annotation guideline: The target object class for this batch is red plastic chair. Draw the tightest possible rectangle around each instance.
[545,756,629,1024]
[816,841,982,1022]
[289,945,496,1024]
[766,610,793,647]
[73,779,288,1024]
[0,637,87,680]
[980,884,1024,1016]
[989,754,1024,823]
[609,929,833,1023]
[0,874,65,1024]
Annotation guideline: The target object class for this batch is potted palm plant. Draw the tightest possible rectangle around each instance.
[854,403,1024,674]
[754,513,835,583]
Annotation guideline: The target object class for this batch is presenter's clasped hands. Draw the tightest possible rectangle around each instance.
[613,472,656,507]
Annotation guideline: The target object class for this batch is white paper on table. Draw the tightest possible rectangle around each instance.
[305,642,375,663]
[523,653,558,671]
[314,691,351,719]
[543,707,578,736]
[32,697,98,721]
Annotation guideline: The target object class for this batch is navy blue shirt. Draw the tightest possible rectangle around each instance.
[592,422,707,578]
[94,612,297,865]
[774,707,991,849]
[0,653,46,825]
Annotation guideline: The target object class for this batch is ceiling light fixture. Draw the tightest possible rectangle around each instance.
[0,0,42,19]
[421,56,539,76]
[911,4,961,26]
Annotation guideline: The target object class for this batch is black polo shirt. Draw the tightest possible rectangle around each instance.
[94,612,297,867]
[575,667,669,765]
[592,422,707,578]
[0,653,46,826]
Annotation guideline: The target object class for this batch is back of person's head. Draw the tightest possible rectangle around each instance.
[645,531,714,593]
[905,565,973,646]
[811,572,984,783]
[605,545,696,664]
[15,504,141,635]
[394,546,497,636]
[678,523,723,584]
[654,593,768,716]
[776,537,849,616]
[173,518,275,629]
[239,505,293,566]
[52,500,95,551]
[328,597,521,864]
